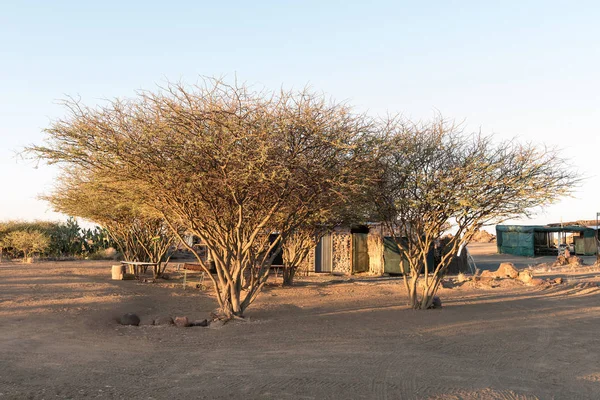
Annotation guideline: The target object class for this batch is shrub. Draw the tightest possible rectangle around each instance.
[4,230,50,262]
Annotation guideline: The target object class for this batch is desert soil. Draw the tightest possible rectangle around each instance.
[2,250,600,399]
[468,242,598,270]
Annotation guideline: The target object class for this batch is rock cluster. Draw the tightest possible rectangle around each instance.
[472,263,565,288]
[153,316,174,326]
[118,313,211,328]
[554,255,584,267]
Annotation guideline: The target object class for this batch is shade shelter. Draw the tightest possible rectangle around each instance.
[496,225,597,257]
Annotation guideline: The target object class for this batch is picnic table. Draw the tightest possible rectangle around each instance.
[120,261,158,276]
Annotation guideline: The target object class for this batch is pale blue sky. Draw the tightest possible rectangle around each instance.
[1,1,599,228]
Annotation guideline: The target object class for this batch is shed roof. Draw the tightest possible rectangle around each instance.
[496,224,595,234]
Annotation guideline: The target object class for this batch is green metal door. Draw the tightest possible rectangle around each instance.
[383,237,409,274]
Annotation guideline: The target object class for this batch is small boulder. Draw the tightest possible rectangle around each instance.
[153,316,174,326]
[477,276,495,284]
[174,316,190,327]
[497,263,519,279]
[191,319,208,327]
[430,296,442,309]
[518,270,533,284]
[568,256,583,266]
[553,277,563,285]
[529,278,545,286]
[441,280,454,289]
[480,270,496,278]
[119,313,140,326]
[554,255,568,266]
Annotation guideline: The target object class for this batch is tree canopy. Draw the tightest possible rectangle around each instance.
[29,79,376,318]
[373,117,578,309]
[28,79,579,315]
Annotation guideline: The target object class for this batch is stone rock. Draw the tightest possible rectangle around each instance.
[153,316,174,326]
[554,255,568,266]
[553,277,563,285]
[517,270,533,284]
[441,280,454,289]
[568,256,583,266]
[529,278,545,286]
[119,313,140,326]
[191,319,208,327]
[477,276,499,288]
[497,263,519,279]
[480,270,496,278]
[174,316,190,327]
[209,319,226,329]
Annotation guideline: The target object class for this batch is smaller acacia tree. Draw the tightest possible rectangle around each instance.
[375,117,578,309]
[280,229,321,286]
[4,230,50,262]
[43,172,179,278]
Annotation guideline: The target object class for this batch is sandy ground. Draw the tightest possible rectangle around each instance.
[2,251,600,399]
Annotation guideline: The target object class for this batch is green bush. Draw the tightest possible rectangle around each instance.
[3,230,50,262]
[0,218,116,260]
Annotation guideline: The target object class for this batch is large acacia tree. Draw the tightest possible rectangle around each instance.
[30,80,375,319]
[374,117,578,309]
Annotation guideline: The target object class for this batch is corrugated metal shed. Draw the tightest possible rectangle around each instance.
[496,225,597,256]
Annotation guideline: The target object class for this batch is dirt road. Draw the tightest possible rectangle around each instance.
[1,259,600,399]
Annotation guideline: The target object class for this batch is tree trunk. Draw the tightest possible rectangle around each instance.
[226,283,244,318]
[152,262,168,279]
[403,272,420,309]
[282,266,297,286]
[418,271,444,309]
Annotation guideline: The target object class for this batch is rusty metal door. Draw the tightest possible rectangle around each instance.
[352,233,369,273]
